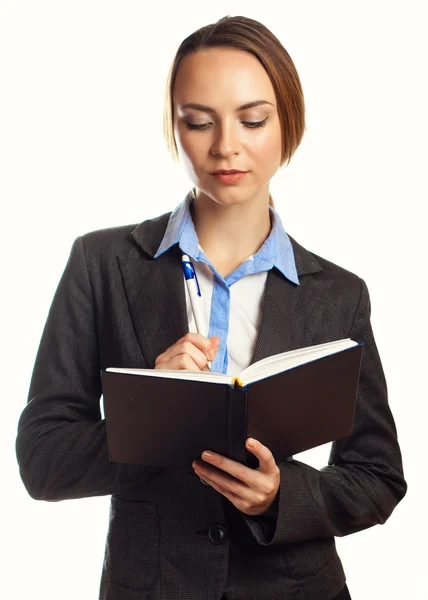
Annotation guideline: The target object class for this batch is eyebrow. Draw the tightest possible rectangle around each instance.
[180,100,275,113]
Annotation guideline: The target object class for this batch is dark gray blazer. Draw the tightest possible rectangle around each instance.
[16,211,407,600]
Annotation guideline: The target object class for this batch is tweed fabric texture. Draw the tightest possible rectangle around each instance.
[16,211,406,600]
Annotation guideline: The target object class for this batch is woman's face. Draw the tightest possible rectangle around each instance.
[173,47,282,207]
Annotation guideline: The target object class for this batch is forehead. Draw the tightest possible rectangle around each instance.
[173,47,275,106]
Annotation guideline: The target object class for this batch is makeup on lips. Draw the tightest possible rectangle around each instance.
[211,171,248,184]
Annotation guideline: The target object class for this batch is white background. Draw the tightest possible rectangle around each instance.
[2,1,427,598]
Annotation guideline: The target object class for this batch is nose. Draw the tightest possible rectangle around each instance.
[210,119,241,158]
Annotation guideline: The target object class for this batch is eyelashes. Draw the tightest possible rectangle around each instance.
[184,117,269,130]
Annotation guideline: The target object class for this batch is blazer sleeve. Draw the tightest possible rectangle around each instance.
[16,236,148,501]
[242,277,407,545]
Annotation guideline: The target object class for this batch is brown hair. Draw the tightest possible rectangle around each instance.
[163,15,306,208]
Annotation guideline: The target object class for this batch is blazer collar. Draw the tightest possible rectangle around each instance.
[120,212,330,369]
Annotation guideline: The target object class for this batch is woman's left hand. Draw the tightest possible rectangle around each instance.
[192,438,280,516]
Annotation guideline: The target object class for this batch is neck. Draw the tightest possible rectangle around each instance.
[190,188,273,276]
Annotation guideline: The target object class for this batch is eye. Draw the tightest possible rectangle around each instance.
[243,117,269,128]
[184,122,210,130]
[184,117,269,130]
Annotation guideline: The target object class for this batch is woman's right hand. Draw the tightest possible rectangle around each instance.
[154,333,220,371]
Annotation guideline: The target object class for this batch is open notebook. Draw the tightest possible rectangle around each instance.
[106,338,358,387]
[101,338,364,468]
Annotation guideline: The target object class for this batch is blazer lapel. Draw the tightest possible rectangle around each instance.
[119,212,333,370]
[251,236,333,364]
[117,214,189,369]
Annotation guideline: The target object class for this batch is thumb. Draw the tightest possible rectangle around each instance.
[209,336,220,357]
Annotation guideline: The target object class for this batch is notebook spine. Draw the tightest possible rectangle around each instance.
[227,385,248,465]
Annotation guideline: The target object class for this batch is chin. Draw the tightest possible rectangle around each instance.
[208,190,249,207]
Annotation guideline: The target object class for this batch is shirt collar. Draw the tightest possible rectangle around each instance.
[154,190,300,285]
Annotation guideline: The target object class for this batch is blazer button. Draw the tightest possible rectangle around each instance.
[208,524,228,545]
[199,476,210,486]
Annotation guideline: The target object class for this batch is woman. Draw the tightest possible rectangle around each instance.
[16,15,406,600]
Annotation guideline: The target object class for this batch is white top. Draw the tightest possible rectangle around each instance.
[184,253,268,378]
[153,190,300,377]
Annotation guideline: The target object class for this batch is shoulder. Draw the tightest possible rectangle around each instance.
[77,211,172,259]
[288,234,365,298]
[79,223,138,257]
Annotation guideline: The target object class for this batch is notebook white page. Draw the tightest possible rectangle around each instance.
[105,338,357,386]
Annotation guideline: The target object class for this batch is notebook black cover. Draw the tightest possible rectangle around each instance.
[101,343,363,469]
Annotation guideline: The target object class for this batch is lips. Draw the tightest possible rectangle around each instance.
[212,171,248,184]
[212,170,246,175]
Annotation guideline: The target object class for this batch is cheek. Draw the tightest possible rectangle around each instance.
[251,133,282,166]
[175,135,205,179]
[177,133,205,165]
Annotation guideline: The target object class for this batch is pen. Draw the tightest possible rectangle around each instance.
[181,254,212,370]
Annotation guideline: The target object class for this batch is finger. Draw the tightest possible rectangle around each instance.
[176,341,211,369]
[199,451,255,485]
[193,462,248,499]
[181,332,215,359]
[155,353,201,371]
[172,333,214,363]
[209,336,220,358]
[194,457,276,512]
[158,340,210,370]
[195,471,242,502]
[246,438,278,474]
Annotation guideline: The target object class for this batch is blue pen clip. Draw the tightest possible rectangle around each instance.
[182,259,201,296]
